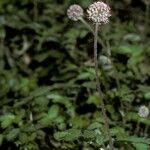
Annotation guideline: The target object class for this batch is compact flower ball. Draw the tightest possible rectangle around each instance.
[67,4,84,21]
[99,55,113,75]
[138,105,149,118]
[87,1,111,24]
[99,55,111,66]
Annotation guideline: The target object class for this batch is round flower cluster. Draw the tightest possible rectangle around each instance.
[99,55,113,75]
[67,4,83,21]
[138,105,149,118]
[87,1,111,24]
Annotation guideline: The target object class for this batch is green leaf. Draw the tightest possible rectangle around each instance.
[47,93,72,107]
[118,85,135,102]
[110,127,126,138]
[87,122,102,130]
[0,27,5,38]
[54,129,81,141]
[0,134,3,146]
[48,105,59,119]
[70,116,88,128]
[30,86,51,97]
[117,45,142,56]
[38,105,59,126]
[6,128,20,141]
[95,134,104,146]
[119,136,150,145]
[77,72,93,80]
[126,112,150,125]
[0,114,15,128]
[123,33,141,42]
[138,85,150,100]
[35,96,49,107]
[132,143,149,150]
[144,92,150,100]
[83,130,95,139]
[82,81,96,89]
[19,133,29,144]
[87,94,100,105]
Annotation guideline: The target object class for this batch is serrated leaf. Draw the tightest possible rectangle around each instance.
[48,105,59,119]
[54,129,81,141]
[6,128,20,141]
[119,136,150,145]
[83,130,95,139]
[35,96,49,107]
[47,93,71,107]
[110,127,126,137]
[87,95,100,105]
[117,45,142,56]
[70,116,88,128]
[126,112,150,125]
[133,143,149,150]
[87,122,102,130]
[19,133,29,144]
[0,114,15,128]
[95,134,104,146]
[30,86,51,97]
[77,72,93,80]
[38,105,59,126]
[82,81,96,89]
[123,33,141,42]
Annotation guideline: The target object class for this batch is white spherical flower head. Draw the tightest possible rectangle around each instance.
[87,1,111,24]
[67,4,84,21]
[138,105,149,118]
[99,55,111,66]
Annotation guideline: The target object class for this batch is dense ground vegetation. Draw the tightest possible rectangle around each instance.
[0,0,150,149]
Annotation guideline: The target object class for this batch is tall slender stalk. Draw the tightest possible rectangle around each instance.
[79,18,94,34]
[94,23,114,150]
[105,40,126,124]
[145,1,149,30]
[79,18,105,49]
[33,0,38,21]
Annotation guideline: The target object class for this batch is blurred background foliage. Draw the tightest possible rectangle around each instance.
[0,0,150,149]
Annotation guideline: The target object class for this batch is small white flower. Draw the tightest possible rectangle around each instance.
[138,105,149,118]
[99,55,111,66]
[67,4,84,21]
[87,1,111,24]
[99,55,113,75]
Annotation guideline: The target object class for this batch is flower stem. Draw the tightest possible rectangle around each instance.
[94,23,114,150]
[33,0,38,21]
[80,18,105,49]
[134,122,140,135]
[145,1,149,30]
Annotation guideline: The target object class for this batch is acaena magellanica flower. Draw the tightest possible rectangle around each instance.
[87,1,111,24]
[138,105,149,118]
[67,4,84,21]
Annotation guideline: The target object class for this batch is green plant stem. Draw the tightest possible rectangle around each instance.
[33,0,38,21]
[144,125,149,137]
[94,23,114,150]
[105,40,126,124]
[105,40,120,89]
[134,122,140,135]
[80,18,105,49]
[79,18,94,34]
[145,1,149,30]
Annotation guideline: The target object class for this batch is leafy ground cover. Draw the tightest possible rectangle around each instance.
[0,0,150,149]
